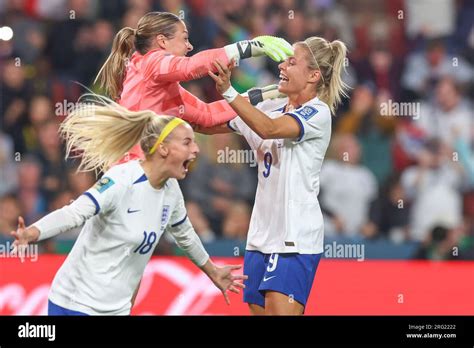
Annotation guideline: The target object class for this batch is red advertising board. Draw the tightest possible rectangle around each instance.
[1,255,473,315]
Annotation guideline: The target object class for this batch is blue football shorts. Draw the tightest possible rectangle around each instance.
[243,250,322,307]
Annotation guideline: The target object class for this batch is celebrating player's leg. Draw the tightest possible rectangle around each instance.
[204,36,350,315]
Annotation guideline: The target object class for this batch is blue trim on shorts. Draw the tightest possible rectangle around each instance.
[48,300,89,316]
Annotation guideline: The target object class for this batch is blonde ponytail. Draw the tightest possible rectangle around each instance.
[299,37,350,114]
[327,40,350,113]
[59,94,176,173]
[95,27,136,101]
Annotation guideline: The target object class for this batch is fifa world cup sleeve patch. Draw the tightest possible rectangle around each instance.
[94,177,115,193]
[295,105,318,121]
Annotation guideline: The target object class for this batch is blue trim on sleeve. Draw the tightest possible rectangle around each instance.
[133,173,148,184]
[83,192,100,215]
[227,120,237,132]
[170,214,188,227]
[285,112,305,142]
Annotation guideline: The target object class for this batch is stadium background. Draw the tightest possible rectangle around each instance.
[0,0,473,314]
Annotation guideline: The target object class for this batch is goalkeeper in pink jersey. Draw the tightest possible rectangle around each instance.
[94,11,293,161]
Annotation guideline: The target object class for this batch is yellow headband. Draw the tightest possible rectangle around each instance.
[148,118,186,155]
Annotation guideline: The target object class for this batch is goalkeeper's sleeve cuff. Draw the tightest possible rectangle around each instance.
[224,41,255,61]
[224,44,241,62]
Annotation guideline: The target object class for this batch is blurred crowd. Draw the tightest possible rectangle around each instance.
[0,0,473,259]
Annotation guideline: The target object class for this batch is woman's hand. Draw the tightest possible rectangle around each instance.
[202,260,248,305]
[208,59,233,95]
[10,216,40,259]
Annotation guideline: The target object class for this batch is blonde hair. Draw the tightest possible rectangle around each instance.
[94,12,181,100]
[298,36,350,114]
[59,94,179,173]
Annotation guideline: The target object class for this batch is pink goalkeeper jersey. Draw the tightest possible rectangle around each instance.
[118,47,236,161]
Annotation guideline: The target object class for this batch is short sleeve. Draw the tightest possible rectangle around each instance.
[83,169,127,215]
[285,102,331,143]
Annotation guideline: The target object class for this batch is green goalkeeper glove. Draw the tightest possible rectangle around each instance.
[225,36,294,62]
[242,84,286,106]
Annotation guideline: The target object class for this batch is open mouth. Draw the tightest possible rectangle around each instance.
[279,73,289,82]
[182,158,195,172]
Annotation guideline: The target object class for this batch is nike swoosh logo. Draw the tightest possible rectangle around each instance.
[263,275,276,282]
[127,208,140,213]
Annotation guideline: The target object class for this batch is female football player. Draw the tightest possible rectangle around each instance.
[204,36,349,315]
[10,97,247,315]
[94,11,293,161]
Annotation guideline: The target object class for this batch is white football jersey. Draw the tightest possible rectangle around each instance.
[48,160,192,315]
[228,96,332,254]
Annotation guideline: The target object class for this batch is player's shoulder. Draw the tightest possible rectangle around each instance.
[291,97,331,122]
[101,160,143,187]
[143,48,177,66]
[140,49,174,77]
